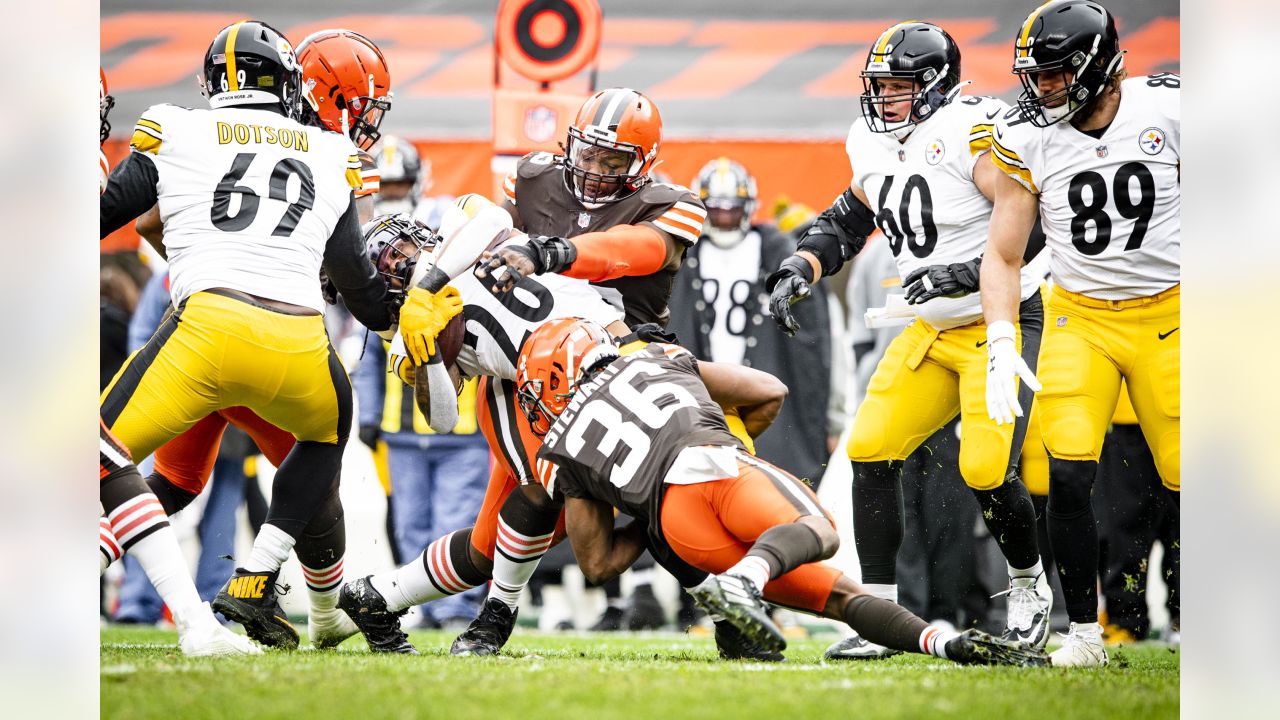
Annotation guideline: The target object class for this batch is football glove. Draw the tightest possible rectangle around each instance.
[985,321,1041,426]
[902,257,982,305]
[765,255,813,337]
[399,285,463,366]
[476,235,576,292]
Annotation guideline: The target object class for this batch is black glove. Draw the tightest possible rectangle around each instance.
[477,235,577,292]
[765,255,813,337]
[629,323,678,344]
[357,424,381,450]
[901,257,982,305]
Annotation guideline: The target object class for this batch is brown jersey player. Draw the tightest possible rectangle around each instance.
[525,320,1048,666]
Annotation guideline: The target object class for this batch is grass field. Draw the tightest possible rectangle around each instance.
[101,626,1179,720]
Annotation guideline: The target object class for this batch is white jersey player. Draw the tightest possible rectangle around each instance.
[980,0,1180,668]
[767,21,1054,661]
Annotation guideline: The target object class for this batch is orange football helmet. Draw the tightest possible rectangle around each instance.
[100,67,114,145]
[296,29,392,150]
[515,318,619,435]
[564,88,662,205]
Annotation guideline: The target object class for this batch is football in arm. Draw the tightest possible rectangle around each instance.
[437,312,466,367]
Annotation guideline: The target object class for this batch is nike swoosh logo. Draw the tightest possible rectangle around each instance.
[985,109,1000,120]
[1158,327,1179,340]
[976,340,987,348]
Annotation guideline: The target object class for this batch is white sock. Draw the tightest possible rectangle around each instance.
[243,523,296,574]
[100,517,121,575]
[370,542,455,613]
[1008,559,1044,580]
[864,583,898,603]
[490,517,553,609]
[725,555,771,592]
[128,525,205,626]
[302,557,344,614]
[919,624,962,659]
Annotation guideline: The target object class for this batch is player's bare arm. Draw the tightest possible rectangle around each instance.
[134,204,167,261]
[697,361,787,439]
[979,168,1038,326]
[564,496,649,585]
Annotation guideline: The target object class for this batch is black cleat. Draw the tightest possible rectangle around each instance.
[450,598,517,656]
[715,620,784,662]
[336,576,418,654]
[589,605,625,632]
[625,586,667,631]
[946,628,1049,667]
[211,568,300,650]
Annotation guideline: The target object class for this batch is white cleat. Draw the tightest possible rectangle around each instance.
[689,574,786,654]
[823,632,901,661]
[310,607,360,650]
[1050,622,1108,667]
[178,604,262,657]
[997,573,1053,650]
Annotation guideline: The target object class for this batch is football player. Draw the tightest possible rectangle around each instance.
[521,318,1048,667]
[100,68,114,191]
[980,0,1179,667]
[766,22,1053,659]
[391,90,714,655]
[338,203,788,660]
[113,26,397,650]
[100,20,394,650]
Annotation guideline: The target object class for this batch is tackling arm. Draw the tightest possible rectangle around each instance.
[698,361,788,439]
[323,197,394,331]
[564,496,649,585]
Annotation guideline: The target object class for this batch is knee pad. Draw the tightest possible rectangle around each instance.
[958,443,1007,491]
[846,404,892,461]
[1046,458,1098,520]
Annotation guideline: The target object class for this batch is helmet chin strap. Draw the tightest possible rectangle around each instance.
[706,226,746,249]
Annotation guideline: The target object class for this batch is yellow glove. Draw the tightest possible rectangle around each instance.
[399,285,463,366]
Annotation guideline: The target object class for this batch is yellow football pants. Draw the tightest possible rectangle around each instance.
[100,291,352,461]
[1036,285,1180,490]
[847,305,1038,491]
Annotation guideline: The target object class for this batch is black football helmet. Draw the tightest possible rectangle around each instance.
[200,20,304,119]
[860,22,962,139]
[361,214,439,309]
[1012,0,1125,127]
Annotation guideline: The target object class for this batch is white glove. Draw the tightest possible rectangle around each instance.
[985,320,1041,426]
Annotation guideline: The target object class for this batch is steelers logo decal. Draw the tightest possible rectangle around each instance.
[925,139,946,165]
[1139,127,1166,155]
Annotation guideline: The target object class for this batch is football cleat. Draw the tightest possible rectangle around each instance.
[625,585,667,631]
[688,574,786,654]
[309,606,360,650]
[211,568,299,650]
[715,620,784,662]
[823,632,902,661]
[450,598,518,656]
[589,605,625,632]
[1050,622,1109,667]
[996,573,1053,649]
[947,628,1049,667]
[336,576,418,654]
[177,603,262,657]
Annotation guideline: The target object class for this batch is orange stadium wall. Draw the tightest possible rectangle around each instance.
[100,138,849,253]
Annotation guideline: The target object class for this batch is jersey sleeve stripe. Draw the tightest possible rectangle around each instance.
[656,210,704,237]
[345,167,364,191]
[129,128,163,155]
[989,152,1038,194]
[502,174,517,201]
[136,118,163,135]
[673,201,707,219]
[969,125,994,156]
[989,138,1027,169]
[652,218,701,244]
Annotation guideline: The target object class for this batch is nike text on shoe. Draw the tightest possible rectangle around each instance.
[336,576,418,654]
[996,573,1053,650]
[211,568,300,650]
[688,574,786,654]
[947,628,1050,667]
[823,633,902,661]
[1050,622,1109,667]
[450,598,518,656]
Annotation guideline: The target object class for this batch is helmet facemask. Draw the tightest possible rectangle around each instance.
[362,214,438,310]
[342,76,393,150]
[564,127,650,206]
[1014,39,1126,127]
[860,63,955,140]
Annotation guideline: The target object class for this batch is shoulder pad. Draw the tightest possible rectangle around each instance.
[516,151,563,180]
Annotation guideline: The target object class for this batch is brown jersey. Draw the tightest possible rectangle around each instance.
[504,152,705,327]
[536,344,744,542]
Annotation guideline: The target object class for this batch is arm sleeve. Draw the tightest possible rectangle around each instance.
[100,152,159,238]
[324,196,394,331]
[796,187,877,277]
[352,332,387,429]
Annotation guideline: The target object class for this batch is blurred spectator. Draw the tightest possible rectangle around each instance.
[99,263,138,390]
[669,157,838,484]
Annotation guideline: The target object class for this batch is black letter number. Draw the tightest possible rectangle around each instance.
[1146,72,1180,89]
[211,153,259,232]
[1114,162,1155,250]
[268,159,315,237]
[874,174,938,259]
[1068,171,1111,256]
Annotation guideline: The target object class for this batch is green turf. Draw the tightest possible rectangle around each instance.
[101,626,1178,720]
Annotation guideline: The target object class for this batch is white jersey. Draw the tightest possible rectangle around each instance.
[990,76,1180,300]
[131,104,364,311]
[847,95,1042,330]
[391,245,624,382]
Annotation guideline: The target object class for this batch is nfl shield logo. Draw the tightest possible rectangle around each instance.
[577,212,591,228]
[897,149,906,162]
[524,105,557,144]
[1056,316,1068,327]
[1096,145,1109,158]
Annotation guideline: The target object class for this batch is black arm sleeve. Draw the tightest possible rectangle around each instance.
[100,152,159,239]
[796,187,877,277]
[324,196,394,331]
